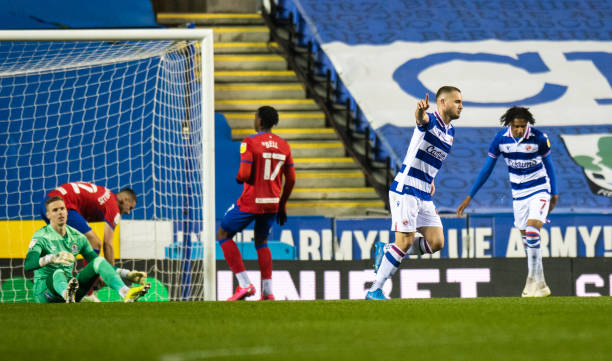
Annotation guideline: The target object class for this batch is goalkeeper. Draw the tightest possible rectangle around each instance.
[25,196,150,303]
[39,181,141,301]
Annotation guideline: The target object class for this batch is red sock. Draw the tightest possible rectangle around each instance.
[256,244,272,280]
[219,238,246,274]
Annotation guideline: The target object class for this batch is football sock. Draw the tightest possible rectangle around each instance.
[262,278,273,296]
[52,269,69,298]
[219,238,247,274]
[534,247,545,283]
[524,226,541,279]
[370,244,405,291]
[91,256,127,292]
[75,262,98,300]
[256,242,272,280]
[235,271,251,288]
[81,255,96,296]
[405,237,433,256]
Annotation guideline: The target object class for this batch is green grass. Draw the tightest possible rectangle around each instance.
[1,297,611,361]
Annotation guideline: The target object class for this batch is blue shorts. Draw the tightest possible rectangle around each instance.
[40,196,92,234]
[220,204,275,237]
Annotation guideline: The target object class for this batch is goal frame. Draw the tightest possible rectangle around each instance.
[0,29,217,301]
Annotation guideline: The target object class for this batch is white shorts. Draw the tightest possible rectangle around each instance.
[389,192,442,233]
[512,192,551,230]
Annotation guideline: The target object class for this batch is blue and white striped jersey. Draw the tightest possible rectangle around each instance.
[488,125,551,200]
[390,112,455,201]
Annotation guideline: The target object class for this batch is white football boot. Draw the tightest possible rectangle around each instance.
[533,282,551,297]
[521,277,536,297]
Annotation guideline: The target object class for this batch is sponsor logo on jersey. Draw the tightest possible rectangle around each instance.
[425,145,447,161]
[240,142,247,154]
[507,159,538,169]
[71,244,78,254]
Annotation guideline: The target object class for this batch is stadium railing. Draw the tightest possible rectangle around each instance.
[262,0,399,209]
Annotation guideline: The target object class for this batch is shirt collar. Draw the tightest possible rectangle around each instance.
[505,124,531,142]
[434,111,450,131]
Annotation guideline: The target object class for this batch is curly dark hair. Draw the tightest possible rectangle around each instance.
[257,106,279,129]
[500,106,535,126]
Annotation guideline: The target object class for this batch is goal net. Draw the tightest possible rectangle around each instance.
[0,29,216,302]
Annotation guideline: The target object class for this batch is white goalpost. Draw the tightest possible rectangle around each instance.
[0,29,216,301]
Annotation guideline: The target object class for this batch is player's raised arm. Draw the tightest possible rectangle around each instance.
[415,93,430,126]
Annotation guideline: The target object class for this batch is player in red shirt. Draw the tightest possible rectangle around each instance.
[41,182,137,264]
[218,106,296,301]
[39,182,145,300]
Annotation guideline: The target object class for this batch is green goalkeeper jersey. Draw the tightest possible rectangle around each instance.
[26,224,97,281]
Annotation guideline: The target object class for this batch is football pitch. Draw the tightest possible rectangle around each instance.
[1,297,610,361]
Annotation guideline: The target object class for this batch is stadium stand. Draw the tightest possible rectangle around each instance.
[158,12,386,217]
[0,0,157,29]
[264,0,612,213]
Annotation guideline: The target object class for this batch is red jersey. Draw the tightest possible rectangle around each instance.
[237,132,294,214]
[48,182,121,229]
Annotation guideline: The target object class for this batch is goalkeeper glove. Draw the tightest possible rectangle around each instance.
[39,251,75,267]
[117,268,147,284]
[127,271,147,285]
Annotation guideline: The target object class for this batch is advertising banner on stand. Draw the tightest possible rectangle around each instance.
[217,258,612,300]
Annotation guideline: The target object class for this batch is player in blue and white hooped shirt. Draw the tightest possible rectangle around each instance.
[456,106,559,297]
[366,86,463,300]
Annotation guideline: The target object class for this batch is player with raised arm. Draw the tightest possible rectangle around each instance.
[456,106,559,297]
[39,182,147,299]
[366,86,463,300]
[218,106,296,301]
[25,196,150,303]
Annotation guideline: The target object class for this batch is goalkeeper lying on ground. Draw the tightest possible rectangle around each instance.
[24,196,150,303]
